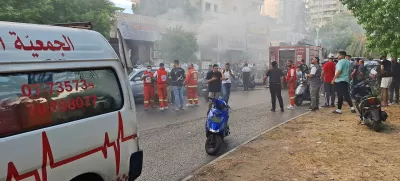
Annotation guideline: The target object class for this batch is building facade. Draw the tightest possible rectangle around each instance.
[308,0,346,28]
[112,0,270,66]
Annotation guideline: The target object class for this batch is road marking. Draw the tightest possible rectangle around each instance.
[180,111,311,181]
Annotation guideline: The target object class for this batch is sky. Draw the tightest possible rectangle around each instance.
[111,0,133,14]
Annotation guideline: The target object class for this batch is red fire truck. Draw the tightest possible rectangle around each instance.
[269,45,326,68]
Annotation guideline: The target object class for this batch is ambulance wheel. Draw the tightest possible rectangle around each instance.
[295,96,303,106]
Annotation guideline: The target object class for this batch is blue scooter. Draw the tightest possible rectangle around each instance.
[205,98,230,156]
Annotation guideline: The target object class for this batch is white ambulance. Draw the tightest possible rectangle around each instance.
[0,21,142,181]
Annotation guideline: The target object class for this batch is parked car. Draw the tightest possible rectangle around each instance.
[129,67,203,102]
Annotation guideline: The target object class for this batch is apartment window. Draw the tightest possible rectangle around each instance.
[214,4,218,12]
[205,2,211,11]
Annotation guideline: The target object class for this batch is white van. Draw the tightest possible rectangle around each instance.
[0,22,142,181]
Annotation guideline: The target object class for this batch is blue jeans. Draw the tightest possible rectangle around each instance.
[221,83,231,103]
[173,86,184,108]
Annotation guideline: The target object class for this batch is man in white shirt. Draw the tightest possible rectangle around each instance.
[242,63,252,92]
[222,63,235,103]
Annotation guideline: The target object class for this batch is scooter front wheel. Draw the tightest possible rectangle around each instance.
[205,134,223,156]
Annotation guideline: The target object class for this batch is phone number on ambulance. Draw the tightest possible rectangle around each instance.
[20,80,95,97]
[26,96,97,116]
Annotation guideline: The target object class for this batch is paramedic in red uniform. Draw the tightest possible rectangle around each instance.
[286,60,297,110]
[185,63,199,106]
[154,63,169,110]
[141,65,155,110]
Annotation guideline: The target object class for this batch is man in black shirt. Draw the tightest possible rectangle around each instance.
[390,58,400,104]
[265,61,285,112]
[171,60,186,111]
[351,58,360,89]
[206,64,222,114]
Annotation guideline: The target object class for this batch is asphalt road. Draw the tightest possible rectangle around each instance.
[136,87,308,181]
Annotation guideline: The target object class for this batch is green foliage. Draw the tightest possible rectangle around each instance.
[0,0,122,38]
[341,0,400,56]
[311,12,364,53]
[159,26,199,63]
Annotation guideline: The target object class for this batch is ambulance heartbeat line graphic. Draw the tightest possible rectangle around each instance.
[6,112,137,181]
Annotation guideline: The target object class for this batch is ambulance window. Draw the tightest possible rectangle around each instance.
[0,68,123,138]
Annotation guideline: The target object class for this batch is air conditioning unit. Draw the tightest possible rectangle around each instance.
[153,51,161,59]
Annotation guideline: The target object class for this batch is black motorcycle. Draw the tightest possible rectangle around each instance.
[351,80,388,132]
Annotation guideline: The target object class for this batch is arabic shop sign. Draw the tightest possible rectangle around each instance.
[218,36,246,50]
[246,34,268,49]
[117,20,159,42]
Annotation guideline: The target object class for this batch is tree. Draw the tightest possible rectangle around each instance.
[310,12,364,53]
[159,26,199,63]
[341,0,400,56]
[0,0,122,38]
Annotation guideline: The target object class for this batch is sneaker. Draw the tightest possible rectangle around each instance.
[281,108,284,112]
[164,106,169,109]
[330,104,335,107]
[194,103,199,106]
[159,107,165,111]
[179,107,184,110]
[350,107,357,113]
[144,108,148,111]
[287,105,295,110]
[270,108,276,112]
[332,109,342,114]
[174,108,180,111]
[186,104,193,107]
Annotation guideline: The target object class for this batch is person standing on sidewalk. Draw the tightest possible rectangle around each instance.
[141,65,155,110]
[307,57,322,111]
[332,51,356,114]
[184,63,199,106]
[170,60,186,111]
[350,58,361,90]
[380,56,392,106]
[286,60,297,110]
[265,61,285,112]
[222,63,235,104]
[206,64,223,115]
[154,63,169,111]
[321,57,336,107]
[242,63,251,92]
[389,57,400,104]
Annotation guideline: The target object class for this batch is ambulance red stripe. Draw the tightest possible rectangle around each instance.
[6,111,137,181]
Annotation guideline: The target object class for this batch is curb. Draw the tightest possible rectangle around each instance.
[181,111,311,181]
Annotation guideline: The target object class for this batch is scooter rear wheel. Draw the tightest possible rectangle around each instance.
[373,121,383,132]
[205,134,223,156]
[295,96,303,106]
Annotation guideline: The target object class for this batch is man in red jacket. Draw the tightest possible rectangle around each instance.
[141,65,155,110]
[154,63,169,111]
[286,60,297,110]
[185,64,199,106]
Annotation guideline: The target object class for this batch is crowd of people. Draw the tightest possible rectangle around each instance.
[141,60,199,111]
[265,51,400,114]
[140,60,260,112]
